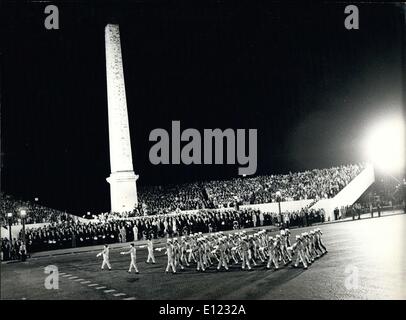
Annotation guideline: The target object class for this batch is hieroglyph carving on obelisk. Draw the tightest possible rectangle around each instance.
[105,24,138,213]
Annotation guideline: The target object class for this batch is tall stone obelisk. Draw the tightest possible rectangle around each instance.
[105,24,138,213]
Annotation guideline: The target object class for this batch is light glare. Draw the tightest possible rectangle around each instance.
[364,117,405,173]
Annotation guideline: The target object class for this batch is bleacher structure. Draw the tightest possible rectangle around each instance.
[181,164,375,221]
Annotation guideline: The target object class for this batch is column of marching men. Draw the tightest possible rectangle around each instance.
[96,228,327,273]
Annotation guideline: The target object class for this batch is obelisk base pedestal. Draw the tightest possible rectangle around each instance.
[106,171,139,213]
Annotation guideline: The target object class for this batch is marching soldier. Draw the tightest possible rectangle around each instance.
[146,237,156,264]
[215,238,229,271]
[179,236,190,267]
[195,238,206,272]
[247,235,257,266]
[253,233,265,263]
[188,234,198,264]
[173,238,185,270]
[291,235,308,269]
[202,236,212,268]
[280,230,292,263]
[165,239,176,274]
[274,235,287,266]
[120,243,139,273]
[97,244,112,270]
[228,234,239,264]
[301,232,313,265]
[239,236,252,271]
[265,236,279,270]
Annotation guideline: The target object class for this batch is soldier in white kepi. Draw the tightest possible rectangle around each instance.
[266,236,279,270]
[97,244,112,270]
[120,243,139,273]
[165,238,176,274]
[215,237,229,271]
[291,235,308,269]
[239,236,252,271]
[146,237,156,264]
[195,237,206,272]
[179,236,190,267]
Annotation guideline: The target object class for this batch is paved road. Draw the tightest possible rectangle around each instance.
[1,213,405,300]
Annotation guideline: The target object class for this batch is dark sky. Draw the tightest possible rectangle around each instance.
[1,2,404,214]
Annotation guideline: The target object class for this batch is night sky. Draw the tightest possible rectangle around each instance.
[1,2,404,214]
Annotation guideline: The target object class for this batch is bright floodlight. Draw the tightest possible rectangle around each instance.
[364,117,405,173]
[20,209,27,217]
[7,212,12,218]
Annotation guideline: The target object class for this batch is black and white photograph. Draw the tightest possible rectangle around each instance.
[1,0,405,308]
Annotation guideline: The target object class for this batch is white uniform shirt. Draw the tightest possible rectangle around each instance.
[103,247,110,259]
[129,247,136,259]
[147,240,153,251]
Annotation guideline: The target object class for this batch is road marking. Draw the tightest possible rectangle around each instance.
[59,272,66,275]
[68,276,78,279]
[62,274,72,277]
[104,289,116,293]
[88,284,99,287]
[95,286,107,290]
[80,281,91,284]
[74,278,84,281]
[113,293,126,297]
[123,297,136,300]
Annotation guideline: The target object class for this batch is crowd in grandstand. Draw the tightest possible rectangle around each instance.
[138,164,363,213]
[205,164,363,208]
[138,182,209,214]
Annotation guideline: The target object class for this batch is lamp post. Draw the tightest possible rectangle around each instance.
[7,212,13,242]
[20,209,27,245]
[276,191,282,227]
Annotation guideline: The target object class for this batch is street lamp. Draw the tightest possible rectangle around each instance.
[7,212,13,242]
[275,191,282,227]
[20,209,27,245]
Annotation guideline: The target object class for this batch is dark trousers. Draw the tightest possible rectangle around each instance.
[21,250,27,262]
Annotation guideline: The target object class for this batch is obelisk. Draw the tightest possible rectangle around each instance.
[105,24,138,213]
